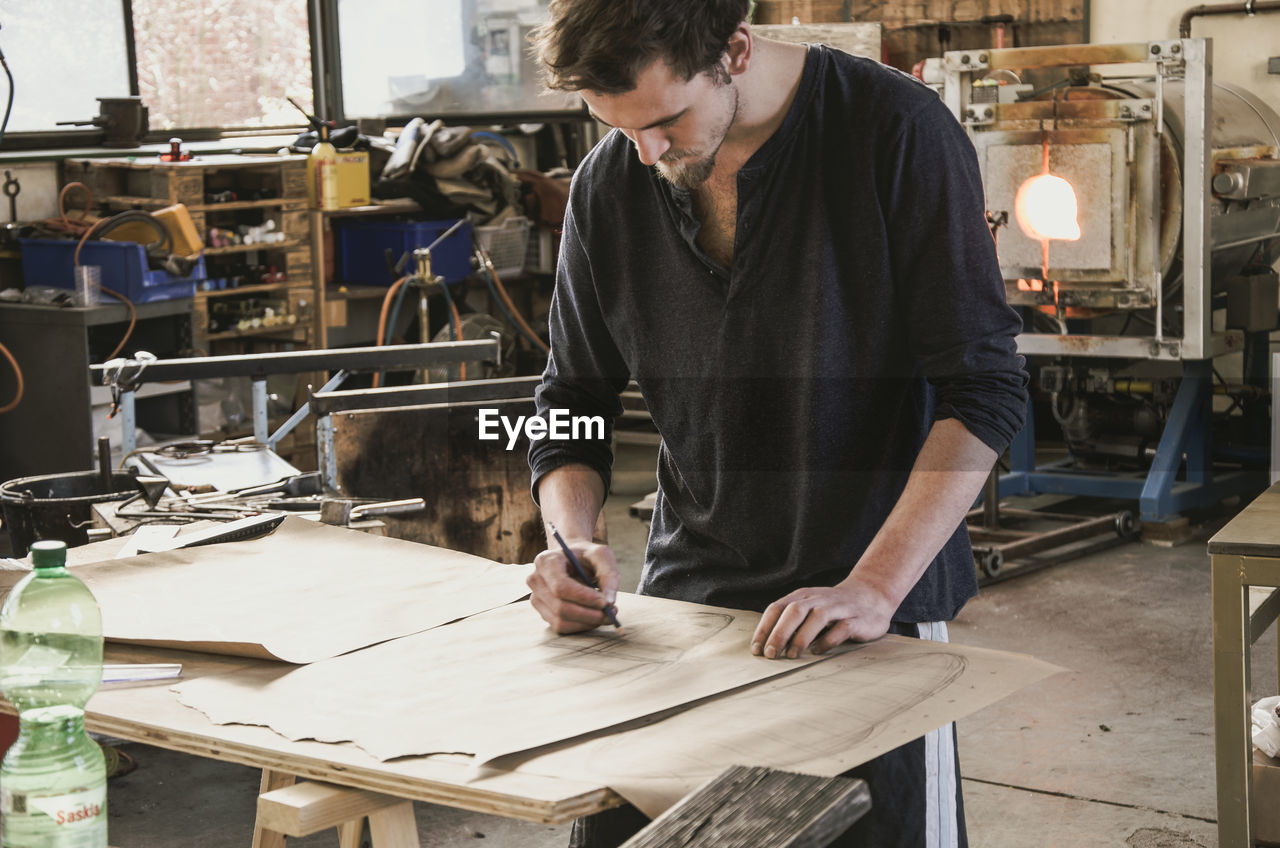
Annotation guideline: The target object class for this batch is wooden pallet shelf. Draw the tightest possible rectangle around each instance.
[197,282,297,299]
[203,239,305,257]
[102,195,307,213]
[63,154,319,350]
[202,323,306,342]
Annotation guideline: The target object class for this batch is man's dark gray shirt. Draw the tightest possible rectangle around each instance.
[528,44,1028,622]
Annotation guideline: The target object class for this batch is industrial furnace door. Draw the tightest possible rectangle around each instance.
[975,122,1163,308]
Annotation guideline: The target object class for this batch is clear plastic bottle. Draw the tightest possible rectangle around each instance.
[0,540,107,848]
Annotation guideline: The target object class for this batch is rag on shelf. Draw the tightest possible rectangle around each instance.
[374,118,523,225]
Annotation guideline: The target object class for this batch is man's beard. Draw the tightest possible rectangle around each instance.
[653,84,739,191]
[655,152,718,190]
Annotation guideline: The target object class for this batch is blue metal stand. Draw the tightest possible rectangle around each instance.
[1000,360,1268,522]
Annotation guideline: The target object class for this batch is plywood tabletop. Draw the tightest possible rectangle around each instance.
[1,643,622,825]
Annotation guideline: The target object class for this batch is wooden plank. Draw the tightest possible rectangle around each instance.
[620,766,871,848]
[753,22,881,59]
[338,820,365,848]
[280,160,309,200]
[366,802,420,848]
[198,282,295,300]
[257,781,404,836]
[1209,482,1280,556]
[986,42,1153,71]
[204,238,305,256]
[251,770,297,848]
[101,195,306,213]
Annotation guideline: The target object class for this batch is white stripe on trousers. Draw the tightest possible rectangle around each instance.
[919,620,960,848]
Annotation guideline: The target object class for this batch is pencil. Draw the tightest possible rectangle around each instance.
[548,524,624,633]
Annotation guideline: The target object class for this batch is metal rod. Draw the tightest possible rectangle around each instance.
[87,340,500,384]
[267,368,348,450]
[309,375,541,416]
[418,283,432,385]
[120,390,137,456]
[252,378,269,445]
[1181,38,1213,360]
[986,512,1121,560]
[1213,232,1280,252]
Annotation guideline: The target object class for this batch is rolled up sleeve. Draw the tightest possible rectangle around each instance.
[884,97,1029,454]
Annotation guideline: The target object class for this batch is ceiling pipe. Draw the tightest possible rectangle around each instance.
[1179,0,1280,38]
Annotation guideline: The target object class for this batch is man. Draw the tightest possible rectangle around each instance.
[525,2,1028,845]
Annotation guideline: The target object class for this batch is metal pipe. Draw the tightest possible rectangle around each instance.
[97,437,112,493]
[87,339,499,383]
[252,378,270,445]
[982,468,1001,529]
[1212,232,1280,253]
[1180,1,1280,38]
[267,368,348,450]
[120,390,137,456]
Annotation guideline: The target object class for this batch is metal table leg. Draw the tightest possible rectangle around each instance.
[1214,553,1253,847]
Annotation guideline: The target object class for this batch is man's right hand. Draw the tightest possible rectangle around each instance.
[528,539,620,634]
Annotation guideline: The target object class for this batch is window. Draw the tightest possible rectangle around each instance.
[0,1,132,133]
[131,0,313,131]
[332,0,581,121]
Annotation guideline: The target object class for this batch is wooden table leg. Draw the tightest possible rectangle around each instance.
[1214,553,1253,848]
[251,769,298,848]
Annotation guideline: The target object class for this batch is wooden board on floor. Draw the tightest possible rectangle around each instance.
[620,765,871,848]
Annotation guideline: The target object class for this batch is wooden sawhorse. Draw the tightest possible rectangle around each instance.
[251,770,419,848]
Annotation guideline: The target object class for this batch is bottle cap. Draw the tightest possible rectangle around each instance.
[30,540,68,570]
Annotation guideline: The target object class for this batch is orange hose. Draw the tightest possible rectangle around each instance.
[71,217,137,362]
[0,340,23,414]
[58,182,94,230]
[372,275,411,388]
[99,288,137,362]
[448,297,467,381]
[72,217,110,268]
[486,255,549,354]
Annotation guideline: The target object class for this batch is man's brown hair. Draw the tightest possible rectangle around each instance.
[530,0,752,94]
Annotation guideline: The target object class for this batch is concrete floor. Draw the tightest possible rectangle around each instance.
[98,445,1259,847]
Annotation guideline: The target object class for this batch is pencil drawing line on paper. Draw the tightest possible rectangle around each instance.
[541,611,734,672]
[172,600,820,764]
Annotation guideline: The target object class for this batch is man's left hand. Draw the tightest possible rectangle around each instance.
[750,576,896,659]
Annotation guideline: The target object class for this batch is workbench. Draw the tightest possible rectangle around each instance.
[1210,481,1280,846]
[64,643,622,823]
[0,531,1054,847]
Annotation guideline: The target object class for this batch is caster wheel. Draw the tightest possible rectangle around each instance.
[978,549,1003,578]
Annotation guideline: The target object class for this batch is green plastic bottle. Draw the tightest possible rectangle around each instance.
[0,540,106,848]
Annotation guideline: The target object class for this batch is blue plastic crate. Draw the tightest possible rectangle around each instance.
[334,218,473,286]
[19,238,202,303]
